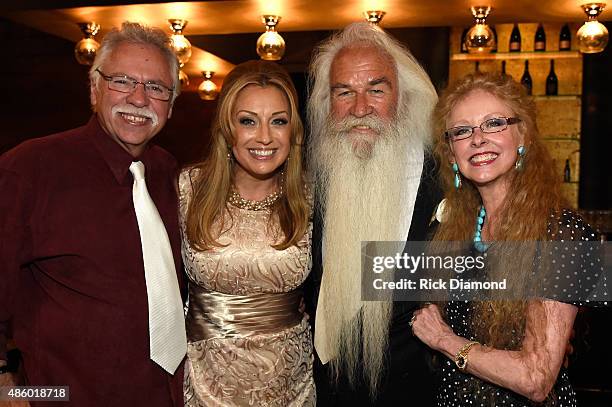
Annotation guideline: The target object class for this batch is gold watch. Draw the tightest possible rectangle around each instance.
[455,341,479,371]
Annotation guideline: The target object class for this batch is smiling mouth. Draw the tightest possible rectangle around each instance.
[249,148,277,158]
[470,152,498,165]
[351,125,375,133]
[119,113,151,125]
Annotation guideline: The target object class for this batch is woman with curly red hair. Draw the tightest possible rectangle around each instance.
[411,72,604,406]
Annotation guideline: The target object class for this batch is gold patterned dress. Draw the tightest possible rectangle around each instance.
[179,169,315,407]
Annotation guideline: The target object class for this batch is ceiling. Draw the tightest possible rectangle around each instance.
[2,0,609,83]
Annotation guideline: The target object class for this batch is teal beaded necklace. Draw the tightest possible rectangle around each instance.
[473,205,489,252]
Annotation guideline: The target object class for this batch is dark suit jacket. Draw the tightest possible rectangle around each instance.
[304,152,441,406]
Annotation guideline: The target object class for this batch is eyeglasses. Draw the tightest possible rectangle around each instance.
[96,69,173,101]
[445,117,521,141]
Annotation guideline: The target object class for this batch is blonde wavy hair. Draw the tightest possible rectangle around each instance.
[433,73,566,403]
[185,60,309,251]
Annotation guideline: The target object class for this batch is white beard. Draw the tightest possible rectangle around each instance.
[311,112,424,394]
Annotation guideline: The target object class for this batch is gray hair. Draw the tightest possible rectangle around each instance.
[307,22,438,150]
[89,21,180,104]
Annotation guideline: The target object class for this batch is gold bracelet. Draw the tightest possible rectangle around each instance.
[454,341,479,371]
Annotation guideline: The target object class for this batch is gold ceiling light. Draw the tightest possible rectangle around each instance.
[168,19,192,66]
[198,71,219,101]
[465,6,496,54]
[168,19,192,90]
[364,10,386,25]
[74,22,101,66]
[577,3,609,53]
[256,15,285,61]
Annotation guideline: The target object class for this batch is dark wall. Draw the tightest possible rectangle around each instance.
[0,18,92,152]
[580,21,612,209]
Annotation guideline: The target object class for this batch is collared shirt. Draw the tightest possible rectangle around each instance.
[0,116,183,406]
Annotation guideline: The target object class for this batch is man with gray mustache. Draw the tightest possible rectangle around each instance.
[0,22,186,406]
[305,22,440,406]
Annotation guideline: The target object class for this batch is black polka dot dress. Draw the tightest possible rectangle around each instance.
[437,210,608,407]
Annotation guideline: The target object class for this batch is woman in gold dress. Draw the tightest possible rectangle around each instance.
[179,60,314,406]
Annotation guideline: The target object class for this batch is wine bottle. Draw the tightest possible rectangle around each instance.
[559,24,571,51]
[475,61,480,73]
[501,60,507,77]
[461,27,469,53]
[564,159,571,182]
[521,60,532,95]
[535,23,546,51]
[546,60,558,96]
[491,26,498,53]
[509,23,521,52]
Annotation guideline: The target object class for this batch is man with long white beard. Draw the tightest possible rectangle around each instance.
[305,22,440,406]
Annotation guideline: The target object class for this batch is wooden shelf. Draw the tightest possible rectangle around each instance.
[541,136,581,141]
[533,95,580,100]
[451,51,581,61]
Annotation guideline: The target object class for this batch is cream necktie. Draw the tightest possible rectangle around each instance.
[129,161,186,374]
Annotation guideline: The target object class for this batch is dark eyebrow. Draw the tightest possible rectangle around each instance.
[370,77,392,87]
[236,110,289,116]
[330,77,393,91]
[330,83,350,91]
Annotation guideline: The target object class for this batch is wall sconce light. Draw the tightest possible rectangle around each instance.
[168,19,192,66]
[75,22,101,66]
[198,71,219,101]
[364,10,386,25]
[256,15,285,61]
[577,3,609,53]
[465,6,496,54]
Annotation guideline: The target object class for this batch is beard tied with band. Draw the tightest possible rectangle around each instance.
[310,103,423,395]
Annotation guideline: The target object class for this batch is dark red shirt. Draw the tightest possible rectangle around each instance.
[0,116,184,406]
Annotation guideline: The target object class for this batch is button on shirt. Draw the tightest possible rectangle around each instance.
[0,116,184,406]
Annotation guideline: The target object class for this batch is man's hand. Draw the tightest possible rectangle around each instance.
[0,372,31,406]
[0,359,30,407]
[0,371,16,386]
[0,359,10,384]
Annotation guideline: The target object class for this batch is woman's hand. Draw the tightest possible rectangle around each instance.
[411,303,458,353]
[411,300,578,402]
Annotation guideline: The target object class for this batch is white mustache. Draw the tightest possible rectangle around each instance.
[112,104,159,126]
[330,116,390,135]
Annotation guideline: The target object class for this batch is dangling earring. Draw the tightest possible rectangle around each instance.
[452,162,462,190]
[515,145,526,170]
